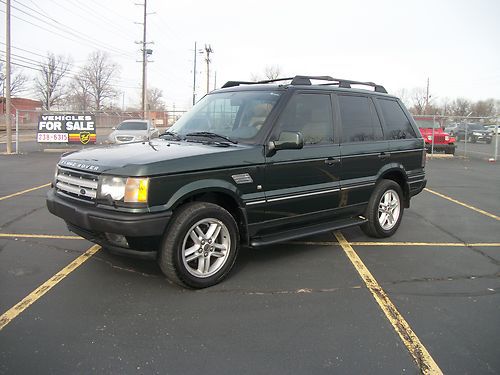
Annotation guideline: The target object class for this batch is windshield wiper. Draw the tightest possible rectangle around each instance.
[185,132,238,144]
[159,131,183,141]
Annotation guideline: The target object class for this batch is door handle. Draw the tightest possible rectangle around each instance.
[378,152,390,160]
[325,157,341,165]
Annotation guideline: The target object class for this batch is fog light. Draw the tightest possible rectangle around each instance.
[105,233,129,248]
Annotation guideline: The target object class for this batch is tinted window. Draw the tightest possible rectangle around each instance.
[275,93,333,144]
[339,95,383,143]
[378,99,416,139]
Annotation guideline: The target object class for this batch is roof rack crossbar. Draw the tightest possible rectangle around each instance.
[221,75,387,93]
[319,78,387,93]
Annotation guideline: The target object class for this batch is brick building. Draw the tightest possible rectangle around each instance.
[1,97,43,127]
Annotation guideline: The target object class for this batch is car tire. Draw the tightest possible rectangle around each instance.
[361,180,404,238]
[158,202,239,289]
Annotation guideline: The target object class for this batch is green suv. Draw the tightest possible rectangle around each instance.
[47,76,427,288]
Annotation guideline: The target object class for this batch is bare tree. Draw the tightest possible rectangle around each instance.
[250,65,283,81]
[409,87,428,115]
[471,99,495,118]
[66,73,92,111]
[0,62,29,97]
[263,65,282,80]
[449,98,472,117]
[146,87,166,111]
[34,53,71,110]
[82,51,120,110]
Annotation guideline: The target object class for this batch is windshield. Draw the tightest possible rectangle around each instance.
[117,121,148,130]
[415,119,440,129]
[168,90,282,142]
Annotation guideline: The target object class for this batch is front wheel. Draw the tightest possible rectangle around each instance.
[361,180,404,238]
[158,202,239,288]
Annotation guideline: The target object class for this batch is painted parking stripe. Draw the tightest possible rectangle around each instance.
[0,233,81,240]
[0,183,51,202]
[0,245,101,331]
[350,241,500,247]
[424,188,499,221]
[334,231,443,375]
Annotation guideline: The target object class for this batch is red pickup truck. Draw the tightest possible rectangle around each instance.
[413,116,456,155]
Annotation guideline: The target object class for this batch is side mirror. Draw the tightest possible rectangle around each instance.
[266,131,303,156]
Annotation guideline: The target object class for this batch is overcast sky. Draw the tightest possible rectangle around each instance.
[3,0,500,110]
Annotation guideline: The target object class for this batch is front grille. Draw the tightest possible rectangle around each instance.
[433,134,446,143]
[56,167,99,202]
[116,136,134,142]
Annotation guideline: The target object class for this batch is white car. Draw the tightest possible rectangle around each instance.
[486,125,500,135]
[108,119,159,144]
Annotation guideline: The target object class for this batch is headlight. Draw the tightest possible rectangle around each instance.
[473,132,481,136]
[99,176,127,200]
[98,176,149,203]
[427,135,433,140]
[445,136,449,141]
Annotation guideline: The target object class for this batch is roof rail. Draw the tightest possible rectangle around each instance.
[221,75,387,93]
[221,77,294,88]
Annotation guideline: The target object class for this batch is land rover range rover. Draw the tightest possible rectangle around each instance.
[47,75,427,288]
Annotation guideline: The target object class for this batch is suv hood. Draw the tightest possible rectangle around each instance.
[58,139,263,176]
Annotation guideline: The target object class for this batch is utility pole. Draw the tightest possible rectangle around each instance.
[5,0,12,154]
[135,0,152,119]
[425,77,430,112]
[205,44,213,94]
[192,41,197,106]
[141,0,147,119]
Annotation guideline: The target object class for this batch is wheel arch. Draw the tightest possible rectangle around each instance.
[166,180,249,245]
[377,165,410,208]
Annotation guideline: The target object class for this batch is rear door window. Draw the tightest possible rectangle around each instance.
[338,95,383,143]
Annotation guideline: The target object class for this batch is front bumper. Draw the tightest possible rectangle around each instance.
[46,189,171,257]
[425,143,456,153]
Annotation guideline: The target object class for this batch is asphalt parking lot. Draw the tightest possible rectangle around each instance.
[0,152,499,374]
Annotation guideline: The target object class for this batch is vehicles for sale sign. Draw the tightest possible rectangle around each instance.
[37,114,96,145]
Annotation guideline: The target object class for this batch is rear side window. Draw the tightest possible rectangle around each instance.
[377,99,416,140]
[339,95,383,143]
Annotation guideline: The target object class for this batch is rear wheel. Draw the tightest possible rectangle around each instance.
[361,180,404,238]
[158,202,239,288]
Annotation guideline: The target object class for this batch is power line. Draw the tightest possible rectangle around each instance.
[50,0,139,44]
[0,0,136,58]
[0,56,140,90]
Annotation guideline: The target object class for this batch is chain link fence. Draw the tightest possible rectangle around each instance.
[1,109,187,153]
[413,115,499,161]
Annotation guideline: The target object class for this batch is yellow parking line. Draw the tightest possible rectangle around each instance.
[334,231,443,375]
[0,233,82,240]
[424,188,499,221]
[0,183,51,202]
[0,245,101,331]
[350,242,500,247]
